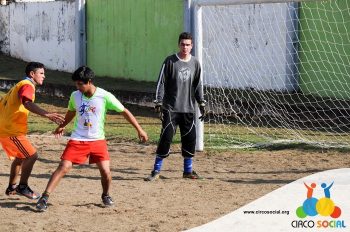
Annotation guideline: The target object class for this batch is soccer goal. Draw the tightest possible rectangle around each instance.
[191,0,350,150]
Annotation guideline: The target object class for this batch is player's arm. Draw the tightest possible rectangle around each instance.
[121,108,148,143]
[105,91,148,142]
[53,92,77,137]
[19,84,64,124]
[53,110,76,137]
[153,62,167,121]
[58,110,76,128]
[154,63,166,107]
[193,62,207,120]
[22,99,65,125]
[193,62,204,104]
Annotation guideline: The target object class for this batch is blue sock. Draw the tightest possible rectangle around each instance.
[153,156,163,172]
[184,158,193,174]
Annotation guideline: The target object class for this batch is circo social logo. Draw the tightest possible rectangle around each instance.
[296,182,341,219]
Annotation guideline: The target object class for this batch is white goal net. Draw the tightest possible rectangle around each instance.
[192,0,350,149]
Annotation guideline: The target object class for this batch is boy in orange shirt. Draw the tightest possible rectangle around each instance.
[0,62,64,199]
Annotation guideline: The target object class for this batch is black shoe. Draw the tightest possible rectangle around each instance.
[183,171,204,179]
[144,171,160,181]
[5,184,17,196]
[36,196,49,212]
[16,185,40,199]
[102,194,114,207]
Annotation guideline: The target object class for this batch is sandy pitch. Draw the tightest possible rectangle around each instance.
[1,134,349,232]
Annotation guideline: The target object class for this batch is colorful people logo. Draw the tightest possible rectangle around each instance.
[296,182,342,219]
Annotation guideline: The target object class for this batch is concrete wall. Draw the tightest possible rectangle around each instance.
[299,0,350,99]
[86,0,183,82]
[0,0,79,72]
[0,4,10,54]
[12,0,55,2]
[193,2,298,92]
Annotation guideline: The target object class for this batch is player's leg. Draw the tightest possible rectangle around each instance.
[88,140,113,207]
[145,110,178,181]
[37,140,89,212]
[96,160,113,207]
[16,152,41,198]
[179,113,203,179]
[96,160,111,195]
[44,159,73,194]
[1,136,40,198]
[7,158,23,195]
[36,159,73,212]
[19,152,38,185]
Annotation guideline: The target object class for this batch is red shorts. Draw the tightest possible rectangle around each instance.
[61,140,109,164]
[0,136,37,160]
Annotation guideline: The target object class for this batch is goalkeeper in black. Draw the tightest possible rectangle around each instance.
[145,32,206,181]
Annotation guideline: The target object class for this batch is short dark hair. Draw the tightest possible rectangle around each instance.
[25,62,45,76]
[178,32,193,44]
[72,66,95,84]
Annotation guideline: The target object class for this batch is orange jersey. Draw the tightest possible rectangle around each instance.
[0,79,35,137]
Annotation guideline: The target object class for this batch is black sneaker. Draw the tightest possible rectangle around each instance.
[183,171,204,179]
[16,185,40,199]
[144,171,160,181]
[36,196,48,212]
[102,194,114,207]
[5,184,17,196]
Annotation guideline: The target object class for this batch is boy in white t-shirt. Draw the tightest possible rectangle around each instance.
[36,66,148,211]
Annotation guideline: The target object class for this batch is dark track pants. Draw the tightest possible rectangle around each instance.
[156,110,196,158]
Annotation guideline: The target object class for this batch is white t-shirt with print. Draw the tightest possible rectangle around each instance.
[68,87,125,141]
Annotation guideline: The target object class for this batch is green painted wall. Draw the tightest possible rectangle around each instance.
[86,0,183,82]
[299,0,350,99]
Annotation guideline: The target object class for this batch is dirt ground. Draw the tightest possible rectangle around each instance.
[0,134,349,232]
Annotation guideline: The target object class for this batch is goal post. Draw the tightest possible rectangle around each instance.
[191,0,350,150]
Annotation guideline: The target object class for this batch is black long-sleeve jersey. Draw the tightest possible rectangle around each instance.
[155,54,204,113]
